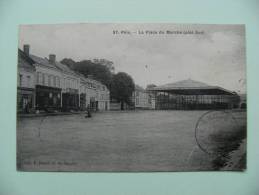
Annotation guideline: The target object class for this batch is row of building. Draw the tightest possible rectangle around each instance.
[17,45,110,113]
[18,44,244,113]
[132,79,244,110]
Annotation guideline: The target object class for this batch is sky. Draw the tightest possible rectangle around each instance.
[19,23,246,93]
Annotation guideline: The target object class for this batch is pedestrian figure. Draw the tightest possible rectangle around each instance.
[85,104,92,118]
[25,102,30,113]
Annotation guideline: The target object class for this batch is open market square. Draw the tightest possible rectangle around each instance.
[17,110,246,171]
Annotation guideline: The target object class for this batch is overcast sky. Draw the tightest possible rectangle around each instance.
[19,23,246,93]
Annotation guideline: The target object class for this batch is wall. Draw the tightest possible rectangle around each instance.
[35,65,62,88]
[134,90,151,109]
[17,67,35,89]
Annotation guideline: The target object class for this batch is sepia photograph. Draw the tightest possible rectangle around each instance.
[17,23,246,172]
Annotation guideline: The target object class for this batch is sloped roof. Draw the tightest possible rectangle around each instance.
[30,54,78,76]
[76,71,105,87]
[154,79,209,90]
[55,61,77,75]
[149,79,235,95]
[135,84,145,92]
[30,54,61,71]
[18,49,35,70]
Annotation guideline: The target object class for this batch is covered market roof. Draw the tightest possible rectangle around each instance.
[148,79,237,95]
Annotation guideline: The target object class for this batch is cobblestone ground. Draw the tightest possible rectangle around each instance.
[17,110,246,172]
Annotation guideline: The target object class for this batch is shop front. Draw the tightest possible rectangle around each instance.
[90,97,98,111]
[62,88,79,111]
[80,93,86,110]
[35,85,61,111]
[17,87,35,113]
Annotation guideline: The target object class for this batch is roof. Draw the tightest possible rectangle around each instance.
[30,54,61,71]
[26,52,109,90]
[77,71,107,88]
[30,54,78,76]
[153,79,209,90]
[135,84,145,92]
[54,61,77,75]
[18,49,35,70]
[149,79,236,95]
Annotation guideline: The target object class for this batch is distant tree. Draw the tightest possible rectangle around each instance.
[60,58,76,69]
[73,60,113,89]
[60,58,136,108]
[92,58,115,73]
[111,72,135,110]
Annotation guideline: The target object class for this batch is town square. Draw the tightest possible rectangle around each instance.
[17,110,246,171]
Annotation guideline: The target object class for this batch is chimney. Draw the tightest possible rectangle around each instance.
[49,54,56,64]
[23,44,30,55]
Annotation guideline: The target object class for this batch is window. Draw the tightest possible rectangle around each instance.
[53,76,56,87]
[136,98,139,105]
[38,72,43,85]
[66,79,69,88]
[42,73,44,85]
[71,80,73,89]
[70,79,73,89]
[71,80,74,89]
[57,77,60,88]
[19,74,23,86]
[48,75,51,86]
[40,73,44,85]
[27,75,31,87]
[51,75,54,87]
[73,80,76,89]
[42,74,46,85]
[36,72,40,84]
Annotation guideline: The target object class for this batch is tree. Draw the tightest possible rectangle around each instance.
[60,58,76,69]
[92,59,115,73]
[60,58,136,109]
[111,72,135,110]
[61,59,113,90]
[75,60,113,89]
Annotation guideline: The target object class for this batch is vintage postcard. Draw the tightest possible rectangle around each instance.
[17,23,246,172]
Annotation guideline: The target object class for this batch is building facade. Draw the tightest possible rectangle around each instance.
[29,52,63,111]
[17,48,36,113]
[54,58,80,111]
[79,74,88,110]
[95,80,110,111]
[132,85,152,109]
[18,44,110,113]
[83,77,110,111]
[239,94,246,109]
